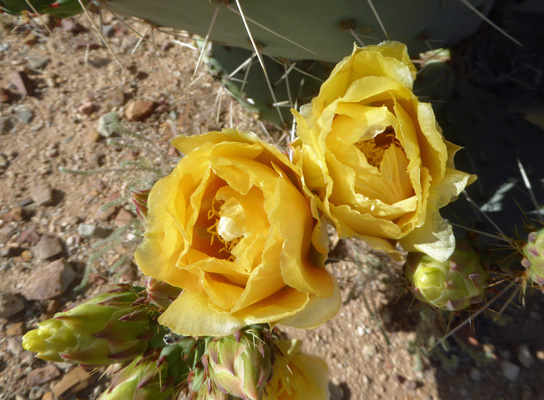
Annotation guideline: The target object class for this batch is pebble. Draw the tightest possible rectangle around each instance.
[0,292,26,318]
[27,56,49,69]
[362,344,377,358]
[21,258,75,300]
[125,100,155,121]
[18,229,41,244]
[21,249,34,261]
[51,366,95,399]
[77,223,111,238]
[0,116,16,134]
[0,153,8,168]
[0,206,24,222]
[114,208,133,227]
[106,89,125,108]
[97,112,118,137]
[0,87,13,103]
[328,382,345,400]
[33,234,63,259]
[42,392,54,400]
[95,206,117,221]
[78,102,95,115]
[27,364,61,386]
[85,129,102,143]
[5,321,24,336]
[6,337,23,355]
[517,344,534,368]
[14,105,34,124]
[501,360,520,381]
[11,70,33,97]
[30,184,54,206]
[536,350,544,361]
[469,367,481,381]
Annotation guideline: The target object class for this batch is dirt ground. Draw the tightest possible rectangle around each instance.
[1,11,544,400]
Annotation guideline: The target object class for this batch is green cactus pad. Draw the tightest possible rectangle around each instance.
[104,0,493,61]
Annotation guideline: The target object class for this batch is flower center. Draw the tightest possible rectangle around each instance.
[206,198,242,262]
[355,127,401,168]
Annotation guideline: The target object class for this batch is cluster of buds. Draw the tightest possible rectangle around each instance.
[203,326,274,400]
[22,286,160,365]
[522,228,544,290]
[405,249,488,311]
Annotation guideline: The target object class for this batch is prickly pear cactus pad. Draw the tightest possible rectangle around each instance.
[104,0,493,61]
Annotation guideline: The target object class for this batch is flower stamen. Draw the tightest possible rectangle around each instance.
[355,127,401,168]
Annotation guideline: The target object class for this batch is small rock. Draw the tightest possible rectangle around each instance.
[51,366,95,399]
[27,56,49,69]
[114,208,133,227]
[518,344,534,368]
[0,206,24,222]
[21,258,75,300]
[0,292,26,318]
[0,225,16,238]
[77,223,111,238]
[78,102,94,115]
[106,89,125,108]
[18,229,41,244]
[536,350,544,361]
[6,337,23,355]
[21,249,33,261]
[30,184,53,206]
[95,206,117,221]
[27,364,61,386]
[362,344,377,358]
[0,116,16,134]
[10,70,33,97]
[33,234,63,259]
[470,367,481,381]
[14,105,34,124]
[0,153,9,167]
[501,360,520,381]
[22,33,37,45]
[5,321,24,336]
[61,18,84,34]
[85,130,102,143]
[42,392,54,400]
[88,153,103,168]
[125,100,155,121]
[0,87,13,103]
[100,24,115,37]
[328,382,344,400]
[97,112,118,137]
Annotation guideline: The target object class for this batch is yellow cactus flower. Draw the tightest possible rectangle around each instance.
[135,130,340,336]
[264,339,328,400]
[293,41,476,262]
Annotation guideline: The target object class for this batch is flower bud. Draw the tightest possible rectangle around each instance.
[405,249,488,311]
[23,288,158,365]
[132,188,151,225]
[522,229,544,288]
[146,278,182,311]
[206,326,273,400]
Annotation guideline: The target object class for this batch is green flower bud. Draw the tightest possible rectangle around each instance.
[22,287,158,365]
[146,278,182,311]
[522,229,544,288]
[132,188,151,225]
[405,250,488,311]
[206,326,273,400]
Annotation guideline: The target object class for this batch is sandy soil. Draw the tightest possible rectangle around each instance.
[1,11,544,400]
